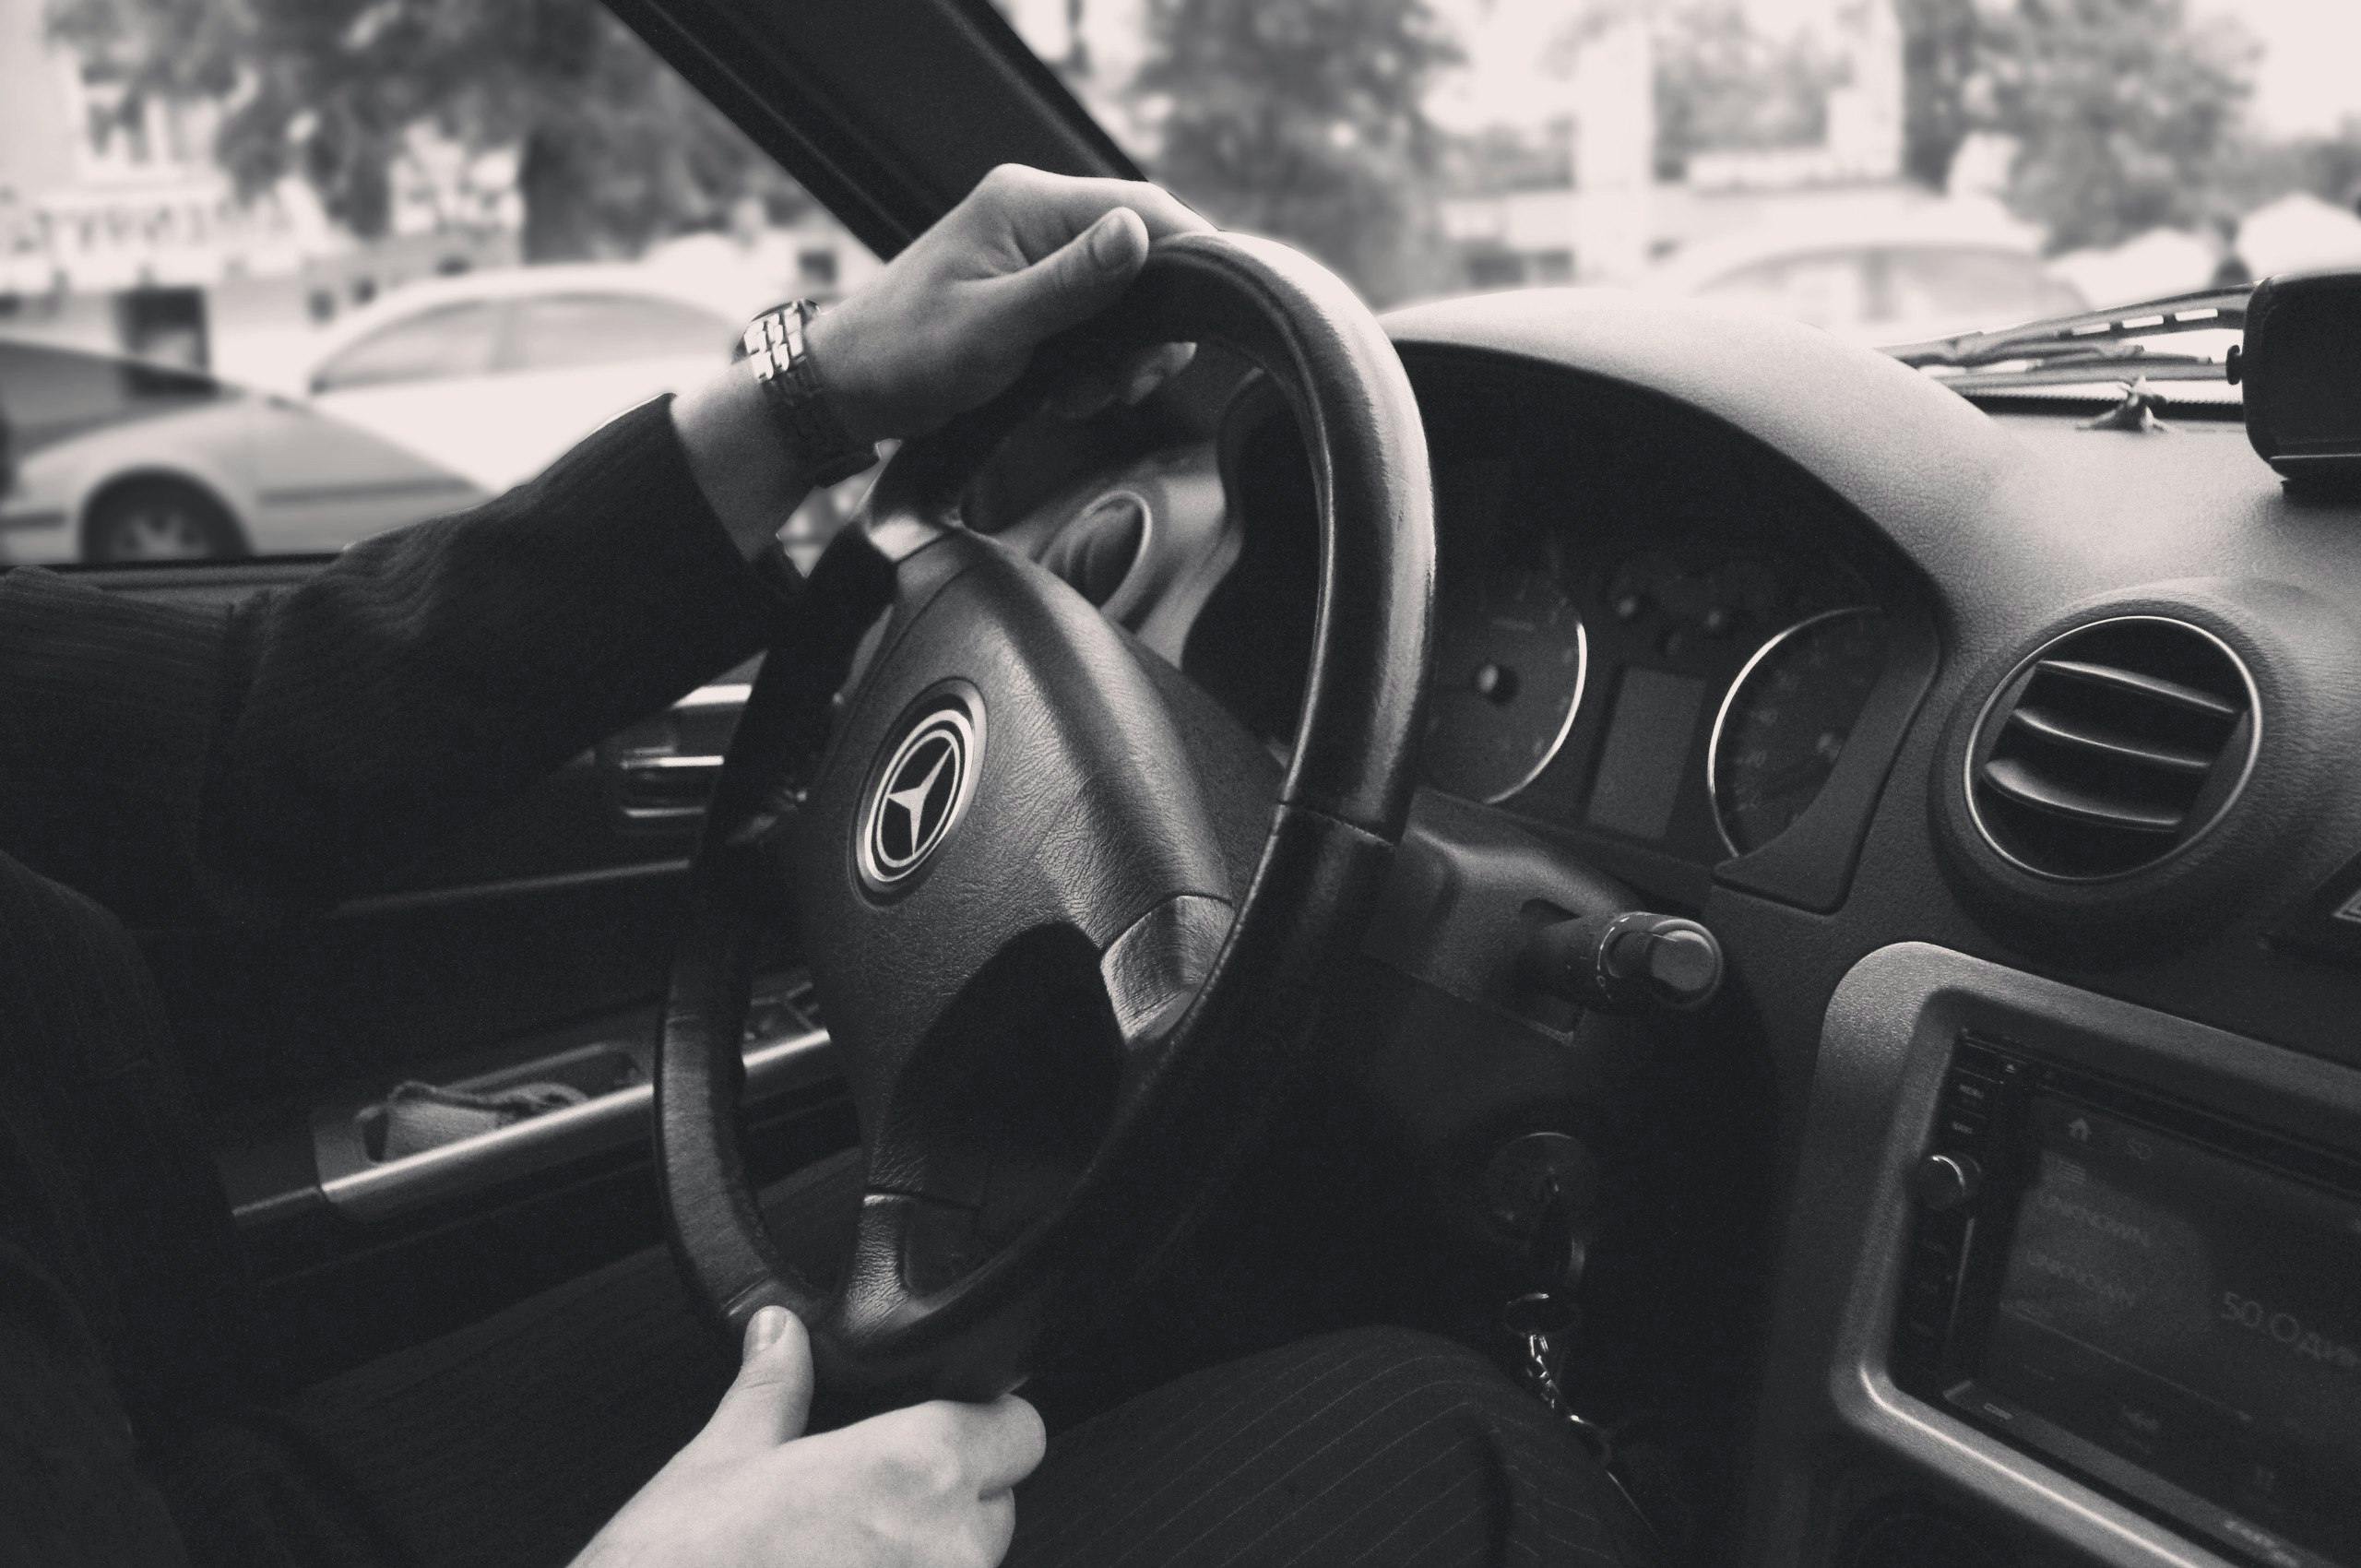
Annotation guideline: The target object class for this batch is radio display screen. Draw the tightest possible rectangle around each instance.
[1975,1095,2361,1564]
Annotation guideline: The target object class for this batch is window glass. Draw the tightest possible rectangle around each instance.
[0,341,221,456]
[4,0,877,565]
[505,295,738,373]
[1882,246,2090,330]
[312,304,504,394]
[991,0,2361,324]
[1696,252,1870,330]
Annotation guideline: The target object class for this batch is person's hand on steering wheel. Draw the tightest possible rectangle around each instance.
[576,1307,1045,1568]
[675,164,1210,562]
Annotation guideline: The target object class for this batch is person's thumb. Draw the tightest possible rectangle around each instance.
[994,207,1152,339]
[696,1305,814,1454]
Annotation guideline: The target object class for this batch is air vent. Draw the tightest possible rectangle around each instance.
[1040,491,1149,612]
[1967,616,2258,880]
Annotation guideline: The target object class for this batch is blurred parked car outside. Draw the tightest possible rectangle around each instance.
[0,265,826,565]
[1644,200,2089,346]
[282,265,751,494]
[0,336,486,564]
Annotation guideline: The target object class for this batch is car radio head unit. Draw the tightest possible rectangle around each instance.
[1893,1038,2361,1568]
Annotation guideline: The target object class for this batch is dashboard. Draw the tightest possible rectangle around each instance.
[997,287,2361,1568]
[1180,341,1943,922]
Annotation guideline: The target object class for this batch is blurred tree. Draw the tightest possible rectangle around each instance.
[1891,0,2256,253]
[1651,1,1844,181]
[47,0,803,261]
[2224,119,2361,220]
[1978,0,2256,253]
[1893,0,1979,187]
[1133,0,1463,306]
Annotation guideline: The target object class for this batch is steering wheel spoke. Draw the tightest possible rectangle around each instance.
[1100,891,1235,1051]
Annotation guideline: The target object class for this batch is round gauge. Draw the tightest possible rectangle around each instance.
[1708,606,1891,856]
[1421,571,1588,804]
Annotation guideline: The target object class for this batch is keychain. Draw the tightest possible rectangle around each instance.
[1499,1176,1667,1550]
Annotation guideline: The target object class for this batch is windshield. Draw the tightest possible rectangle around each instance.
[992,0,2361,347]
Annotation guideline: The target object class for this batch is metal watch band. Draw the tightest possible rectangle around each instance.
[739,300,879,490]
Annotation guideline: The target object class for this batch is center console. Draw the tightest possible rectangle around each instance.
[1743,944,2361,1568]
[1896,1039,2361,1568]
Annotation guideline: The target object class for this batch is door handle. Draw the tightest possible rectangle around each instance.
[609,754,723,820]
[600,681,748,823]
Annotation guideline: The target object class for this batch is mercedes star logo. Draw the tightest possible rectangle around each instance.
[859,695,981,892]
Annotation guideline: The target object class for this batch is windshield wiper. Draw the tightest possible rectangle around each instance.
[1882,286,2248,376]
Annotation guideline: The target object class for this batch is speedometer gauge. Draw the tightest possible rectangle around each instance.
[1708,606,1889,856]
[1421,571,1587,804]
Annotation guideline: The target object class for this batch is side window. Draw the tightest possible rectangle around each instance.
[504,295,737,374]
[7,4,874,565]
[0,341,219,453]
[311,304,504,395]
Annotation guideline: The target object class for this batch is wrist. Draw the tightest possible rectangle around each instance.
[801,304,890,449]
[671,367,815,562]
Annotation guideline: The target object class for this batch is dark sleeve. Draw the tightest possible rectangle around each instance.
[0,397,790,924]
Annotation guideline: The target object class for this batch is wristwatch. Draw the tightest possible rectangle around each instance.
[737,299,879,489]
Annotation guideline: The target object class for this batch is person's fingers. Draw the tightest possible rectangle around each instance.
[975,165,1213,258]
[1044,177,1212,243]
[1120,340,1197,403]
[696,1306,814,1454]
[1047,341,1199,422]
[972,1489,1019,1567]
[991,207,1152,340]
[953,1396,1050,1495]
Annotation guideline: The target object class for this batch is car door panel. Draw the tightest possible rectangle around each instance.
[53,561,849,1380]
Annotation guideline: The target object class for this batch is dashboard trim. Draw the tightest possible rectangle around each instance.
[1706,604,1882,860]
[1488,612,1588,806]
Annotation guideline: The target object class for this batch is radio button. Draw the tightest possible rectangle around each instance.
[1946,1072,2000,1111]
[1940,1105,1990,1142]
[1912,1152,1984,1212]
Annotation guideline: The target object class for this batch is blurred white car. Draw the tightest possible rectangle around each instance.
[1646,207,2088,345]
[3,267,752,565]
[289,266,747,493]
[0,337,487,564]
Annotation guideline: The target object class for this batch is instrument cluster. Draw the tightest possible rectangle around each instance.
[1417,450,1905,871]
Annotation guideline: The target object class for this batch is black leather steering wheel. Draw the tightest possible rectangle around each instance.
[656,231,1434,1410]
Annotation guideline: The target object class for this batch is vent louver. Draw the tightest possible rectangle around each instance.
[1967,617,2258,880]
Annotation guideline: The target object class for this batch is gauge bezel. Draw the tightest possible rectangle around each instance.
[1477,613,1588,805]
[1706,604,1884,859]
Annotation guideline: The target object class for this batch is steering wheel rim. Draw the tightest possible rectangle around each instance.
[656,231,1434,1409]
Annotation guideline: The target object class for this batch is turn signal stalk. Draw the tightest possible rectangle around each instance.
[1521,910,1724,1014]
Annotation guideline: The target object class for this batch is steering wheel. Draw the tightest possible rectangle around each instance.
[656,231,1434,1409]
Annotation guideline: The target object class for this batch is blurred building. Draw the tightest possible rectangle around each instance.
[0,0,333,368]
[1442,0,1911,290]
[0,0,539,379]
[0,0,871,386]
